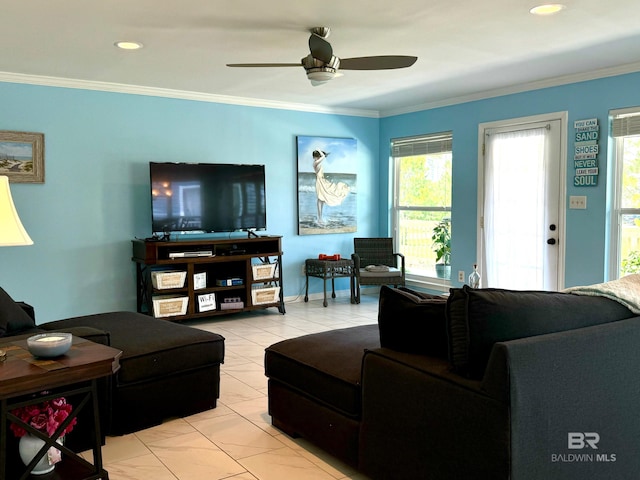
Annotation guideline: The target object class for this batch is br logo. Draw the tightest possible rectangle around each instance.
[568,432,600,449]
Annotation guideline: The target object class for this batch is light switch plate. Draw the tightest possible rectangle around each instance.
[569,195,587,209]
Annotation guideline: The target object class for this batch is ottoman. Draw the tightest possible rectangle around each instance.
[264,324,379,466]
[44,311,225,435]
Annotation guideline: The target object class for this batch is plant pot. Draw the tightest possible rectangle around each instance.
[18,434,63,475]
[435,264,451,280]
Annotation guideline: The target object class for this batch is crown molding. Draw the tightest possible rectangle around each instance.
[0,71,380,118]
[380,61,640,118]
[3,61,640,120]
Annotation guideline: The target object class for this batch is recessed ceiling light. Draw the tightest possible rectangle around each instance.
[114,41,144,50]
[530,4,566,15]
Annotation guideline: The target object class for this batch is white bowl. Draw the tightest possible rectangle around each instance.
[27,332,72,358]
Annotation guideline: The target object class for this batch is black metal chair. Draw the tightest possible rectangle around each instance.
[352,238,405,303]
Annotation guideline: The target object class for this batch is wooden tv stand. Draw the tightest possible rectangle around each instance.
[132,236,285,321]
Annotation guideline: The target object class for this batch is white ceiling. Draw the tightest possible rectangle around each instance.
[2,0,640,116]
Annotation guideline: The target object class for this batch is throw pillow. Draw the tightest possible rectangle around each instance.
[0,287,36,336]
[447,285,635,379]
[378,285,448,357]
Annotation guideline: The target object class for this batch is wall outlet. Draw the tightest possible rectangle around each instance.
[301,263,306,275]
[569,195,587,209]
[458,270,465,282]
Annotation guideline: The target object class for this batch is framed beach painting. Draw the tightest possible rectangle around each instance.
[297,136,357,235]
[0,131,45,183]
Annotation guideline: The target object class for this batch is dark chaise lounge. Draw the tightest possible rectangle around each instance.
[0,286,224,452]
[266,285,640,480]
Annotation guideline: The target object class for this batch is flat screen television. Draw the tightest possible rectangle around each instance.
[150,162,267,234]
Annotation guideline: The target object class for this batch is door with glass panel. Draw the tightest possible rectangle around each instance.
[479,115,565,290]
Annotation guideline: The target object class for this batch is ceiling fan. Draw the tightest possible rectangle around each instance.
[226,27,418,86]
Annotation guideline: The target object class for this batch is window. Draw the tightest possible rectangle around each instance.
[392,132,452,283]
[611,109,640,278]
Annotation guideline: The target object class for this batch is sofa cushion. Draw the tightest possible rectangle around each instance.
[447,286,635,379]
[378,286,448,357]
[265,325,379,417]
[360,267,403,279]
[41,324,110,346]
[45,311,225,384]
[0,287,36,337]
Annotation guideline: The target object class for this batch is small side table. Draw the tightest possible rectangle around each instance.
[305,258,356,307]
[0,335,121,480]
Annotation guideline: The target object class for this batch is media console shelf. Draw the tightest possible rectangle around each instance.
[132,236,285,321]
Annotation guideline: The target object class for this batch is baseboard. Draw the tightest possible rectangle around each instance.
[284,286,379,304]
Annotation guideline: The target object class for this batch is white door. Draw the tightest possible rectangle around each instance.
[478,113,566,290]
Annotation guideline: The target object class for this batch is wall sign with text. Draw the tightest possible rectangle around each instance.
[573,118,599,187]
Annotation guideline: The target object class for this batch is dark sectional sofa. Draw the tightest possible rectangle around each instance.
[265,285,640,480]
[0,287,224,452]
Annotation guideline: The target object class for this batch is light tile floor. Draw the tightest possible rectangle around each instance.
[88,293,379,480]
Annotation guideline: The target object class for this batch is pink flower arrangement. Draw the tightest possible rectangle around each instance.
[10,397,77,438]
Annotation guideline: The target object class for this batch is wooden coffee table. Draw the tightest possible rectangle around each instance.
[0,335,121,480]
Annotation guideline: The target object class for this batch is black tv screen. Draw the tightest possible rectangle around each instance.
[150,162,267,234]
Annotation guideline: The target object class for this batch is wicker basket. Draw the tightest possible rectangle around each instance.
[151,271,187,289]
[152,295,188,317]
[251,286,280,305]
[252,263,277,280]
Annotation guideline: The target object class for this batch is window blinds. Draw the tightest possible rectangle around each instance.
[391,132,452,157]
[612,111,640,137]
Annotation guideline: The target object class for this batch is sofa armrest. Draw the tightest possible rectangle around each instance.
[359,348,509,480]
[16,301,35,321]
[493,316,640,480]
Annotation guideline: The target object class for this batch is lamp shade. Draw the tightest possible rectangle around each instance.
[0,175,33,246]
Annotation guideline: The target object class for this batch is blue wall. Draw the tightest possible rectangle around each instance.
[380,71,640,289]
[3,71,640,322]
[0,82,378,322]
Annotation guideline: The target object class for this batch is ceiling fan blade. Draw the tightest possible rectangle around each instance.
[339,55,418,70]
[308,34,333,63]
[226,63,301,67]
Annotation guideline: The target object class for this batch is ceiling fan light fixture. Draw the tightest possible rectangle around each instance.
[303,54,340,84]
[529,4,566,15]
[306,68,337,84]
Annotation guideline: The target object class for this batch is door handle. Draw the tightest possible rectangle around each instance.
[547,238,556,245]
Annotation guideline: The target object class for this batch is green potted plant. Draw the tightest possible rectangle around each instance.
[431,219,451,279]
